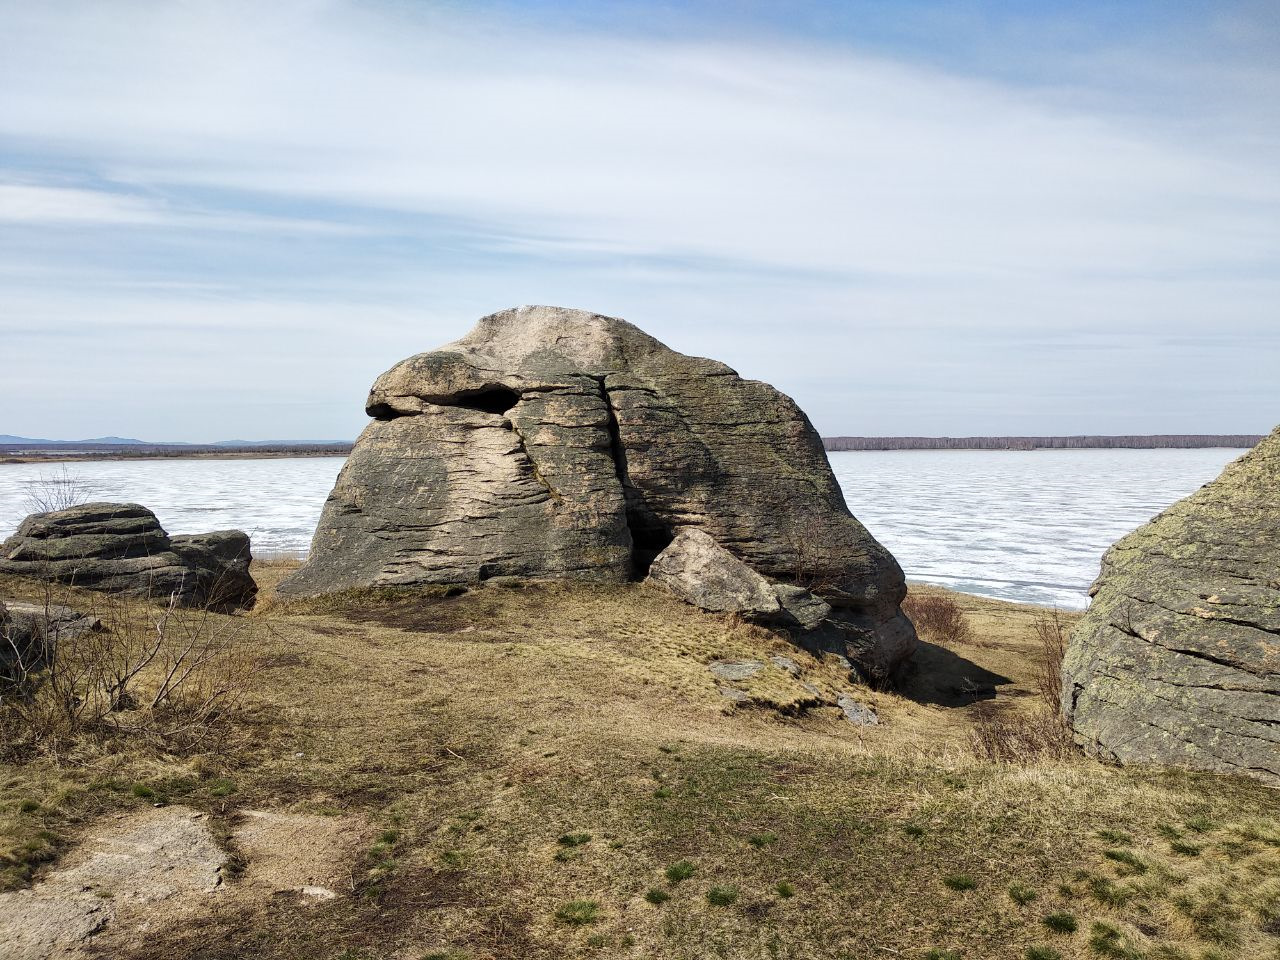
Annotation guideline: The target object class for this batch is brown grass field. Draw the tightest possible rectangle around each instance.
[1,563,1276,960]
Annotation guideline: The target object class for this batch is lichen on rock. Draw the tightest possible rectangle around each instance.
[1063,425,1280,783]
[281,305,914,680]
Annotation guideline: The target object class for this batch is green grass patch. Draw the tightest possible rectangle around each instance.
[1103,848,1147,875]
[747,832,777,848]
[665,860,696,885]
[1043,913,1078,934]
[1097,829,1133,845]
[1086,875,1133,906]
[706,885,738,907]
[557,831,591,847]
[1008,883,1037,905]
[554,900,600,925]
[776,881,795,899]
[644,887,670,905]
[1025,948,1062,960]
[943,873,977,892]
[1088,921,1141,959]
[1172,887,1243,948]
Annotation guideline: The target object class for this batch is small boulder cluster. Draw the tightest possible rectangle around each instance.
[0,502,256,612]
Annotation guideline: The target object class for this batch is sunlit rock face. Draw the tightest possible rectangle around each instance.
[281,305,914,681]
[1063,425,1280,783]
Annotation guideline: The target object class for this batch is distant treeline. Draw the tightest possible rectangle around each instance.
[822,435,1264,452]
[0,442,355,461]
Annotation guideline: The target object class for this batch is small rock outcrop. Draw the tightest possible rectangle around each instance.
[1,600,101,682]
[648,528,781,617]
[648,528,908,681]
[281,306,914,680]
[0,503,256,611]
[1063,426,1280,783]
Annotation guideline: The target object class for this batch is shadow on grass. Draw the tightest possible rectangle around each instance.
[898,640,1013,707]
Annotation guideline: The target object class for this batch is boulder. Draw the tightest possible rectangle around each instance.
[0,503,256,611]
[648,528,912,682]
[281,306,914,680]
[1,600,101,683]
[1063,426,1280,783]
[647,528,780,616]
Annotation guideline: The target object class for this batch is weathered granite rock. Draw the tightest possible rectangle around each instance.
[648,528,912,681]
[0,503,256,611]
[281,306,914,679]
[0,600,101,682]
[1063,427,1280,783]
[648,528,781,616]
[708,659,767,682]
[837,694,879,726]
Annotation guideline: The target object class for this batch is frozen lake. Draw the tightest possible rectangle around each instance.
[0,447,1247,608]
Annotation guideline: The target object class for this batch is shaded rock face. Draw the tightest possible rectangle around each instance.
[281,305,913,678]
[1,600,101,682]
[1063,427,1280,783]
[0,503,256,611]
[647,528,911,681]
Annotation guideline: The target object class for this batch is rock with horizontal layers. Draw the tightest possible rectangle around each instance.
[1062,426,1280,783]
[0,503,256,611]
[281,305,914,680]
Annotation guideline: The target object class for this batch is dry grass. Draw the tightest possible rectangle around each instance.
[0,570,1275,959]
[904,589,974,645]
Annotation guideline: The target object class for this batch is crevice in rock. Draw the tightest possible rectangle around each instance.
[595,377,672,577]
[430,386,521,414]
[369,387,521,421]
[507,421,561,503]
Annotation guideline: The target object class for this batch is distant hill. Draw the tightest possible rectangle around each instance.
[823,435,1265,451]
[0,436,344,447]
[0,435,146,445]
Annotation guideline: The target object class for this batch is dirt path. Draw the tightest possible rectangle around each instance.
[0,805,365,959]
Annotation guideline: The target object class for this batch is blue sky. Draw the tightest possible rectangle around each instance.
[1,0,1277,441]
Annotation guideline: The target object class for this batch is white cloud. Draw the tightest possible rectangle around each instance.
[0,1,1277,438]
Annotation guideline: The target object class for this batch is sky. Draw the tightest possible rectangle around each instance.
[1,0,1278,441]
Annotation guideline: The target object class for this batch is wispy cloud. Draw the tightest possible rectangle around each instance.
[0,0,1277,439]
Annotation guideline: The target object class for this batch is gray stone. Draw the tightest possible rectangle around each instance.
[769,655,802,676]
[773,583,832,630]
[281,306,914,681]
[647,528,781,616]
[0,503,256,611]
[717,686,750,703]
[837,694,879,726]
[1063,426,1280,783]
[1,600,101,683]
[709,659,766,682]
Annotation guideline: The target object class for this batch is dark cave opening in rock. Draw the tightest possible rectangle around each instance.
[368,387,522,421]
[627,510,674,576]
[448,386,521,414]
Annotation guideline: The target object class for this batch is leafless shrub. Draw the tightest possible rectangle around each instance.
[969,704,1075,763]
[969,610,1075,763]
[1032,609,1070,710]
[0,583,256,762]
[902,591,974,645]
[22,466,99,514]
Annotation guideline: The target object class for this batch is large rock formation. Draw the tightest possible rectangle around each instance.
[1063,427,1280,782]
[0,503,256,611]
[281,305,914,679]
